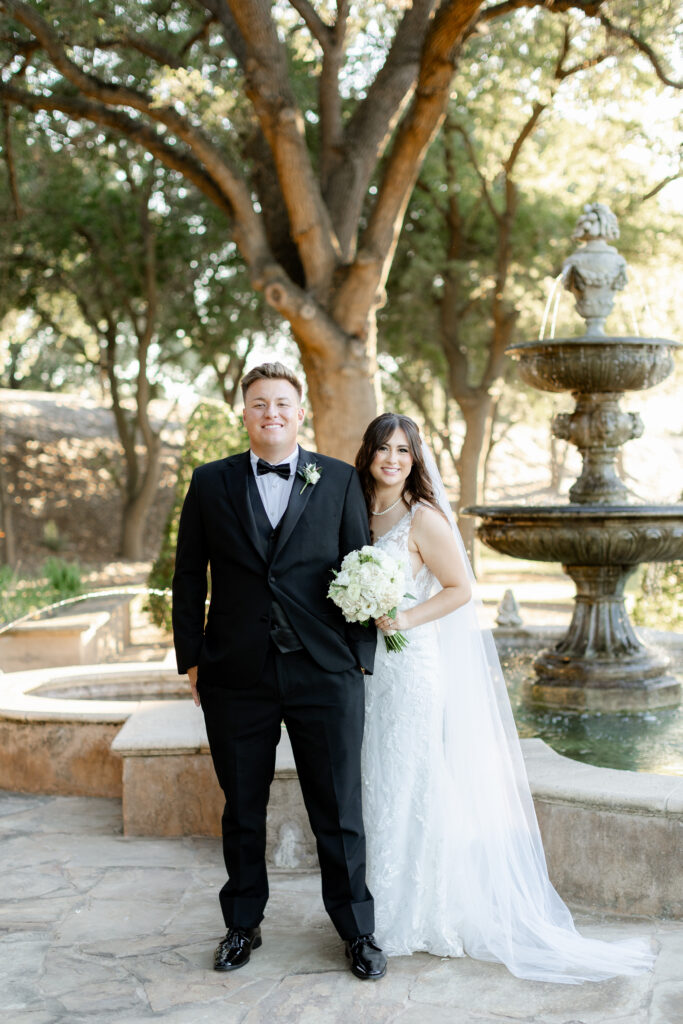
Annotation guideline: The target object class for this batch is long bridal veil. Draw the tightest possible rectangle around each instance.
[422,442,655,983]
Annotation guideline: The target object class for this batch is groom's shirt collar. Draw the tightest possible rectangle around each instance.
[249,446,299,528]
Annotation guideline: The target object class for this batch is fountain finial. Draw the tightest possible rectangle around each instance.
[571,202,620,243]
[562,202,627,336]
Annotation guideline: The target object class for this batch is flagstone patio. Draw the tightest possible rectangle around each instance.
[1,789,681,1024]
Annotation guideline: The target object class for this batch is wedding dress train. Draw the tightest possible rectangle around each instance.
[361,506,655,983]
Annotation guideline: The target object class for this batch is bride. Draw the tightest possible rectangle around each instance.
[354,412,655,984]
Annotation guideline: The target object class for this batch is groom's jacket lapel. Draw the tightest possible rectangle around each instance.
[221,451,268,564]
[271,448,316,561]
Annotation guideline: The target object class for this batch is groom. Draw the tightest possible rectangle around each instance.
[172,362,386,980]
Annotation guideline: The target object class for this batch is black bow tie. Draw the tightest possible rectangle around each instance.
[256,458,291,480]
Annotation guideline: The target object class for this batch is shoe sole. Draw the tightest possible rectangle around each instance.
[214,935,262,971]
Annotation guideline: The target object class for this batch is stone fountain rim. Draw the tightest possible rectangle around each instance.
[507,335,682,355]
[463,503,683,518]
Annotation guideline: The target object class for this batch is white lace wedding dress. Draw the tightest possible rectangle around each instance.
[361,505,656,982]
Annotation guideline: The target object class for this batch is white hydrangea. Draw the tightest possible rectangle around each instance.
[328,546,406,624]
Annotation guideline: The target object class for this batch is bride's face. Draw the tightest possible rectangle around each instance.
[370,427,413,489]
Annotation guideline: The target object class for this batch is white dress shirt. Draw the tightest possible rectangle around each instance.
[249,446,299,528]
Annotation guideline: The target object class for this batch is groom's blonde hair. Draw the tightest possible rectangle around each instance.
[241,362,303,402]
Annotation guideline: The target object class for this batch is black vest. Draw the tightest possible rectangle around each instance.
[247,470,303,653]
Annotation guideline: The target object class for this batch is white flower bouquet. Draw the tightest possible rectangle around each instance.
[328,545,411,652]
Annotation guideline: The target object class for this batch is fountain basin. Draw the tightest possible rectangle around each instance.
[467,504,683,565]
[0,661,179,797]
[466,504,683,710]
[507,336,680,393]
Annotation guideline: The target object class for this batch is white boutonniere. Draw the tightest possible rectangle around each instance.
[298,462,322,494]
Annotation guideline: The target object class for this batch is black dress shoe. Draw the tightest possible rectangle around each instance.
[345,934,387,980]
[213,926,262,971]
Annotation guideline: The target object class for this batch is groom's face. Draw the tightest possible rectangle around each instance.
[242,377,304,459]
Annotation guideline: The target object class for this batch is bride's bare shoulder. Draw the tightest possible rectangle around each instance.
[411,503,450,537]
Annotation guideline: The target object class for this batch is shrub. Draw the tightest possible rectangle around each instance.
[631,562,683,632]
[147,399,248,631]
[0,558,82,626]
[43,557,82,597]
[42,519,64,551]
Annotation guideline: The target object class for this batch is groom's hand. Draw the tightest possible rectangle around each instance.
[187,666,200,707]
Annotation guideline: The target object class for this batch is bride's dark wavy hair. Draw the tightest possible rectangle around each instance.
[355,413,440,518]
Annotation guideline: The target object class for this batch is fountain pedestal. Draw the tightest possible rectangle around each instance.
[531,564,678,709]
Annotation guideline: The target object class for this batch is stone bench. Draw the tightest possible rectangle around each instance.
[0,612,111,671]
[0,594,133,672]
[112,700,683,917]
[111,700,317,870]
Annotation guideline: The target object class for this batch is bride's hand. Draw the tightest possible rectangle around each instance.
[375,611,408,633]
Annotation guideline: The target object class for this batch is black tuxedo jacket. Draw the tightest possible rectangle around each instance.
[172,447,376,686]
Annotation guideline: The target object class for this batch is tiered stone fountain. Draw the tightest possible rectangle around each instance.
[466,203,683,711]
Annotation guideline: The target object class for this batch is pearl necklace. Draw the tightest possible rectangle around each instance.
[372,495,404,516]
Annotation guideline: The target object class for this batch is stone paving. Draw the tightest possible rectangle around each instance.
[1,789,681,1024]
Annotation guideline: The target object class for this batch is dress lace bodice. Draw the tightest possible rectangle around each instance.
[373,506,435,615]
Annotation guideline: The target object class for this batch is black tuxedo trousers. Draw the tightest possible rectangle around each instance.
[172,449,376,940]
[199,646,374,939]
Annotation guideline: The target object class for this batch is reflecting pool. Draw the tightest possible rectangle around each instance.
[501,648,683,776]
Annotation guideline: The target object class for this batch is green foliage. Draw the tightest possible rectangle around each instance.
[0,558,82,626]
[146,399,248,631]
[0,114,271,403]
[42,519,64,552]
[43,557,82,597]
[631,562,683,631]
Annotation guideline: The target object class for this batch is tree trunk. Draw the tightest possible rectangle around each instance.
[118,441,163,560]
[0,453,16,567]
[298,336,379,462]
[456,394,497,560]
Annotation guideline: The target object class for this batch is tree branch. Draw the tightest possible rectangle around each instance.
[333,0,486,334]
[0,80,237,216]
[193,0,248,65]
[452,121,501,223]
[319,0,348,186]
[599,13,682,89]
[2,0,271,270]
[503,100,545,173]
[558,51,610,78]
[325,0,440,256]
[287,0,333,49]
[34,310,90,362]
[224,0,340,293]
[93,32,185,69]
[1,102,23,218]
[260,268,347,358]
[135,183,161,466]
[635,172,682,206]
[476,0,604,26]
